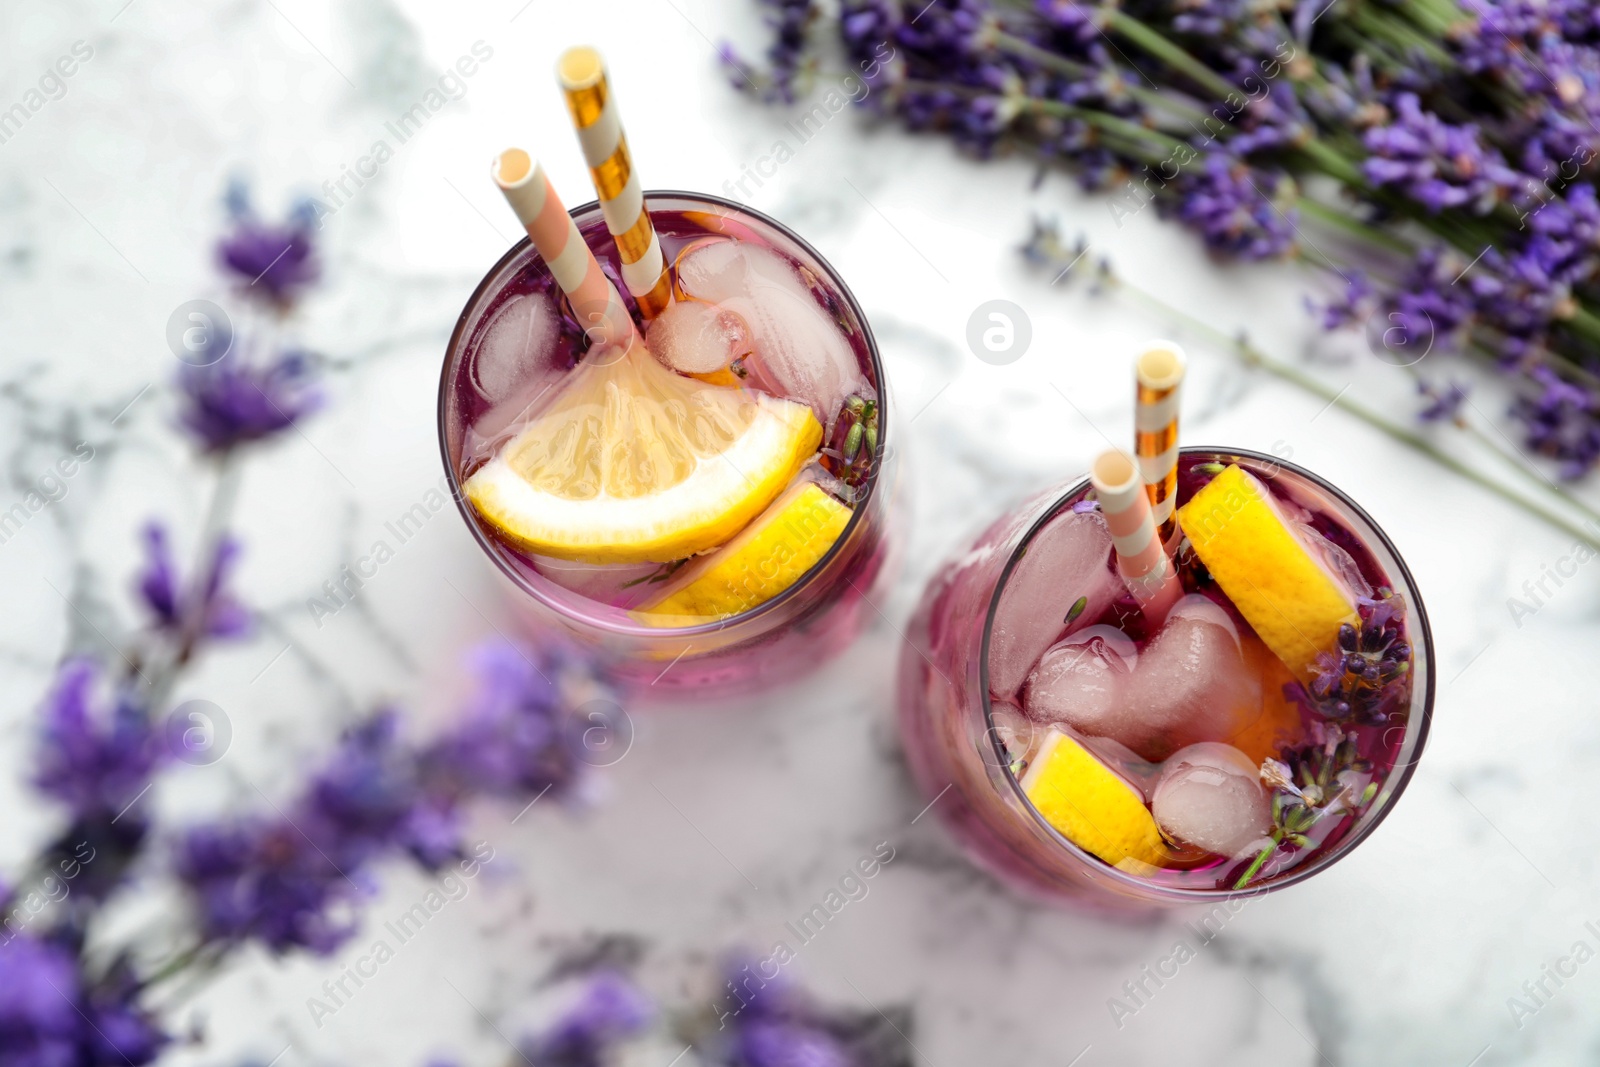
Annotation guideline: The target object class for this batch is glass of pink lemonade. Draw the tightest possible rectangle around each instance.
[897,447,1432,909]
[439,193,894,698]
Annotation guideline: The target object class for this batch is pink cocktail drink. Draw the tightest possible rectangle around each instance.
[440,193,894,698]
[897,448,1432,910]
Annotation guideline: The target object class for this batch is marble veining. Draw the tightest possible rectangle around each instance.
[2,1,1598,1065]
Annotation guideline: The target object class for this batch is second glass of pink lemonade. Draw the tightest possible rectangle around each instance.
[898,447,1432,910]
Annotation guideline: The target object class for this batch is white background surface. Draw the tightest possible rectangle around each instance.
[2,1,1598,1064]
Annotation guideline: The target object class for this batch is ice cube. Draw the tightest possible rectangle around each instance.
[533,555,665,608]
[645,298,750,375]
[986,700,1036,768]
[1151,742,1270,857]
[674,239,865,420]
[1297,522,1373,601]
[1023,626,1136,736]
[988,510,1123,699]
[473,291,560,402]
[1119,595,1261,761]
[673,237,747,303]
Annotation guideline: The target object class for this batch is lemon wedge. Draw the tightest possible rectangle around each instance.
[637,480,851,621]
[1021,729,1167,872]
[464,344,821,564]
[1176,464,1360,682]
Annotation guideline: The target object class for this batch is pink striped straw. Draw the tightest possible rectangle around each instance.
[491,148,640,357]
[1091,449,1182,626]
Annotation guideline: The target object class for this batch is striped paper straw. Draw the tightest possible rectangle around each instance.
[491,148,640,356]
[557,46,672,320]
[1092,449,1182,626]
[1135,341,1186,545]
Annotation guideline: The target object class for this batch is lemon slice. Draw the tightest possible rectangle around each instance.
[1176,464,1360,682]
[636,480,851,621]
[1022,729,1167,871]
[464,345,821,564]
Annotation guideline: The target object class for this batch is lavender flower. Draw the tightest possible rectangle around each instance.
[1417,378,1469,423]
[1168,153,1298,261]
[218,180,321,307]
[419,642,588,803]
[34,660,162,824]
[1511,365,1600,478]
[710,956,912,1067]
[0,934,166,1067]
[1296,588,1412,725]
[136,522,251,641]
[175,709,466,955]
[1363,92,1520,212]
[175,348,322,453]
[524,970,654,1067]
[726,0,823,103]
[176,642,604,955]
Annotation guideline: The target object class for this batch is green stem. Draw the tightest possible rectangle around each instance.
[1295,195,1412,255]
[1234,832,1282,889]
[1292,136,1369,191]
[990,28,1215,129]
[1103,9,1241,103]
[1565,306,1600,347]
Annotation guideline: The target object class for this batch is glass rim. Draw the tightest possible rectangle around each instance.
[435,189,889,639]
[977,445,1436,902]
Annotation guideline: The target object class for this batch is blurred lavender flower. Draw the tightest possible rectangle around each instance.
[1417,379,1469,422]
[175,348,322,454]
[136,522,252,641]
[709,956,913,1067]
[419,642,590,803]
[0,934,167,1067]
[1363,92,1520,212]
[218,180,321,307]
[176,641,605,955]
[175,710,450,956]
[524,970,654,1067]
[34,659,162,825]
[1512,364,1600,478]
[1168,154,1298,260]
[721,0,822,103]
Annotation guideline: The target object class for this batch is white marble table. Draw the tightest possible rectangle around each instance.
[3,1,1598,1064]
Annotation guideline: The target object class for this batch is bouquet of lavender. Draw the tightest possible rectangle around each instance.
[727,0,1600,498]
[0,186,613,1066]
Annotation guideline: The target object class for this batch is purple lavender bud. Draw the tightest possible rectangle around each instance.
[216,182,321,306]
[34,659,163,825]
[176,348,323,454]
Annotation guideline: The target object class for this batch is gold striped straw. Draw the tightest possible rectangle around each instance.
[557,46,672,320]
[1134,341,1187,545]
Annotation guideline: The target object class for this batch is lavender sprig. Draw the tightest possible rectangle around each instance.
[734,0,1600,489]
[1235,724,1380,889]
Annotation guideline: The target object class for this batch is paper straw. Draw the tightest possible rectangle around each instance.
[1135,340,1186,545]
[491,148,640,355]
[1092,449,1182,626]
[557,46,672,321]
